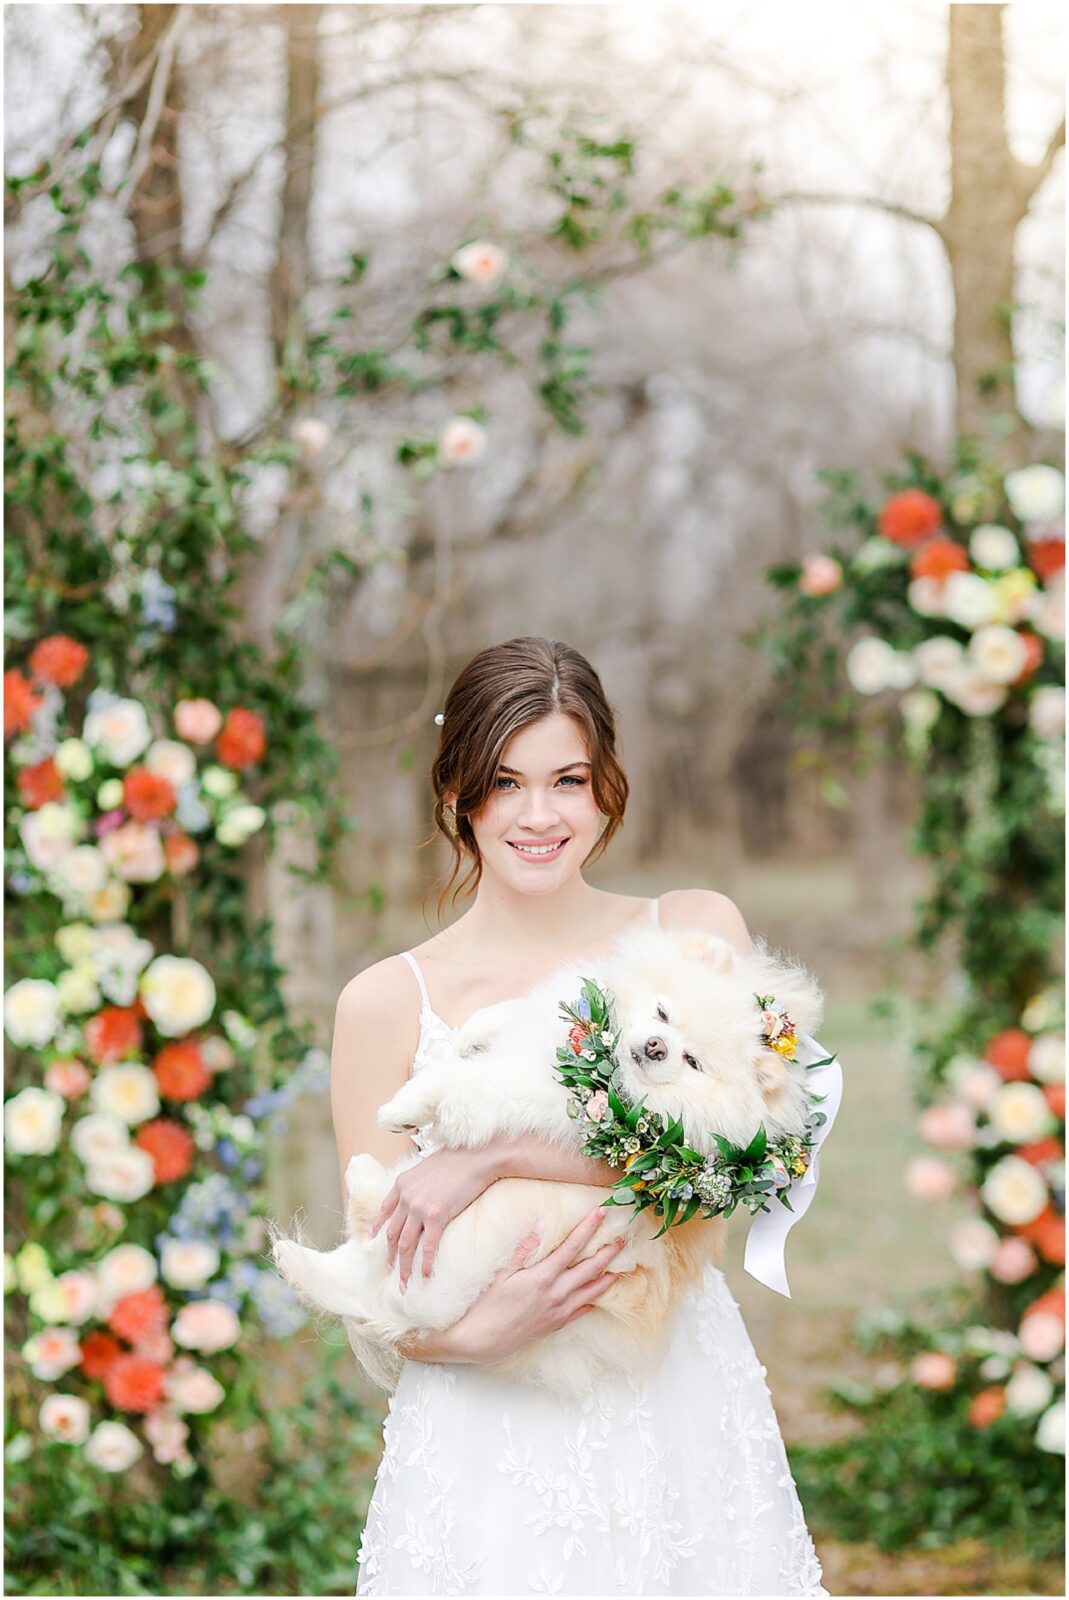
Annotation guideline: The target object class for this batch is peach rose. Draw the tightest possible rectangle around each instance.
[99,821,166,883]
[174,698,223,744]
[171,1298,241,1353]
[905,1155,956,1202]
[799,553,843,597]
[45,1058,91,1099]
[911,1351,956,1390]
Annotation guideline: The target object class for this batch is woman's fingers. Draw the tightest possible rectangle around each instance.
[395,1213,424,1290]
[550,1203,611,1268]
[369,1183,400,1240]
[420,1221,444,1281]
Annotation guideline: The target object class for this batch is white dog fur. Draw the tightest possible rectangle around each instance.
[270,925,824,1400]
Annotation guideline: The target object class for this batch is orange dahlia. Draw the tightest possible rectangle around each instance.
[80,1330,123,1379]
[123,767,177,821]
[135,1118,195,1184]
[4,669,42,738]
[568,1022,591,1056]
[217,707,266,770]
[909,537,970,584]
[153,1041,211,1102]
[1027,537,1065,584]
[29,634,89,688]
[84,1005,143,1064]
[17,756,66,810]
[1017,1137,1063,1167]
[107,1282,169,1344]
[1043,1083,1065,1120]
[983,1029,1033,1082]
[103,1352,167,1413]
[878,489,943,548]
[1010,631,1044,687]
[1015,1205,1066,1266]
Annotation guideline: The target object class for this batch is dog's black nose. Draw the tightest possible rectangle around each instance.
[644,1036,667,1061]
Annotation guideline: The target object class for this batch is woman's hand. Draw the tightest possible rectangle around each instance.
[369,1144,502,1290]
[446,1203,627,1366]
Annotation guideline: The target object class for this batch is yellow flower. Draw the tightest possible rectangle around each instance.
[770,1032,798,1056]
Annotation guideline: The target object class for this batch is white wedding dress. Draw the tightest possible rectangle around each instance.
[354,899,828,1597]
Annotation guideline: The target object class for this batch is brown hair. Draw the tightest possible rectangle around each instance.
[422,637,630,922]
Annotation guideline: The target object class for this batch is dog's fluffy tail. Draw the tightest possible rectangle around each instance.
[266,1216,372,1322]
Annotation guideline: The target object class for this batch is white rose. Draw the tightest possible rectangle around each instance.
[1004,465,1065,524]
[967,624,1029,685]
[145,739,196,789]
[49,845,110,906]
[1029,687,1065,739]
[948,1217,999,1270]
[1035,1398,1065,1455]
[291,417,332,461]
[914,636,965,690]
[845,637,897,694]
[40,1393,91,1445]
[84,1419,143,1472]
[85,1147,156,1203]
[70,1111,130,1165]
[981,1154,1048,1224]
[160,1238,220,1291]
[140,955,216,1036]
[19,803,84,871]
[96,1243,157,1312]
[56,966,102,1015]
[1025,571,1065,643]
[1028,1033,1065,1085]
[85,880,131,923]
[886,651,918,689]
[4,1086,65,1155]
[907,577,944,618]
[92,924,156,1005]
[942,571,999,630]
[54,738,93,781]
[1005,1362,1055,1417]
[90,1063,160,1126]
[989,1081,1056,1145]
[4,978,62,1049]
[438,416,487,468]
[82,694,152,768]
[969,524,1020,572]
[22,1326,83,1380]
[942,668,1008,717]
[451,239,508,286]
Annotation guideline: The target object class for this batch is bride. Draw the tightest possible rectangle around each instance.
[331,635,829,1597]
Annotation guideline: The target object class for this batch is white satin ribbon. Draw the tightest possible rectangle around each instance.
[743,1031,843,1298]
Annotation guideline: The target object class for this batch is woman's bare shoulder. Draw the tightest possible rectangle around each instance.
[659,888,753,954]
[336,951,421,1021]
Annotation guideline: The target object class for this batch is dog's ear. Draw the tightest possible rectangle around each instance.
[755,1051,788,1099]
[675,929,737,974]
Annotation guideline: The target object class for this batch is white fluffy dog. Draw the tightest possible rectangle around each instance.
[271,926,824,1400]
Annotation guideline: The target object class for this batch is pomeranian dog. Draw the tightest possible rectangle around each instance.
[270,926,824,1400]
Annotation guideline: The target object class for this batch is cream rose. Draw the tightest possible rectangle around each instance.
[70,1111,129,1165]
[159,1238,220,1291]
[990,568,1039,625]
[845,637,897,694]
[56,966,102,1015]
[145,738,197,788]
[171,1298,241,1353]
[84,1419,143,1471]
[1028,1033,1065,1085]
[90,1063,160,1126]
[4,1085,65,1155]
[96,778,124,810]
[19,802,84,872]
[85,879,131,922]
[1004,465,1065,524]
[988,1082,1056,1145]
[1035,1398,1065,1454]
[40,1393,91,1445]
[967,624,1030,685]
[942,669,1008,717]
[907,577,944,617]
[49,845,110,908]
[96,1243,158,1311]
[54,738,93,781]
[99,821,166,884]
[82,694,152,767]
[969,524,1019,571]
[1029,687,1065,740]
[140,954,216,1036]
[942,571,999,631]
[55,923,96,964]
[913,636,965,690]
[947,1217,999,1271]
[3,979,62,1050]
[981,1154,1048,1225]
[1005,1361,1055,1417]
[84,1147,156,1203]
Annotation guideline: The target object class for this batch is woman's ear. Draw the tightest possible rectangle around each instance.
[674,929,736,974]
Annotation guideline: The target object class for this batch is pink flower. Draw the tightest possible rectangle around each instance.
[761,1009,785,1039]
[134,1330,175,1365]
[918,1102,976,1150]
[45,1059,91,1099]
[911,1350,957,1390]
[799,554,843,597]
[174,698,223,744]
[989,1236,1039,1284]
[1019,1312,1065,1363]
[904,1155,957,1201]
[586,1090,609,1122]
[165,1358,225,1414]
[99,821,165,883]
[94,809,126,839]
[171,1298,241,1353]
[143,1403,190,1464]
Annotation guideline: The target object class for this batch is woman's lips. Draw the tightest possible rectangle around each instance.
[507,838,570,861]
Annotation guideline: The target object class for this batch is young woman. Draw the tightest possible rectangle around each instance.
[334,636,827,1597]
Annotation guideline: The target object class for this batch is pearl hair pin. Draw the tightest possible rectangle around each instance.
[434,712,445,725]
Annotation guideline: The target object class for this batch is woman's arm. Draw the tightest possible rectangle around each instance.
[483,1132,620,1188]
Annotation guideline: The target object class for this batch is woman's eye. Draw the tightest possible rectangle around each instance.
[656,1004,669,1023]
[495,775,587,791]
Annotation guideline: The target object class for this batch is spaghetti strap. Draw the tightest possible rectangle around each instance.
[398,950,431,1013]
[649,895,660,927]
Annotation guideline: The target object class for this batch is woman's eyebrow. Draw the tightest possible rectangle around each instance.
[497,760,592,776]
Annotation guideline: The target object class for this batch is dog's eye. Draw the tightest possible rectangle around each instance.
[656,1004,669,1024]
[683,1052,701,1071]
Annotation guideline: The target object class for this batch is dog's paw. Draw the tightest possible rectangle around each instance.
[377,1085,430,1134]
[676,930,736,974]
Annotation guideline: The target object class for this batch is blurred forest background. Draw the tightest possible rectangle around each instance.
[4,3,1064,1595]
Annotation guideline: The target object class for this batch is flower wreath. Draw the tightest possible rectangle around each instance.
[556,979,833,1238]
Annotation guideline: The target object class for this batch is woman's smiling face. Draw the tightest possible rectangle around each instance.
[466,713,602,885]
